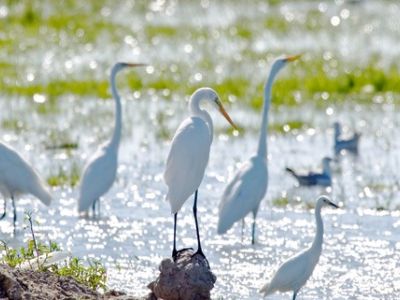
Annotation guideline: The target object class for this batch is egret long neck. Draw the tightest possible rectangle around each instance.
[190,94,213,143]
[110,67,122,148]
[257,70,276,158]
[311,204,324,253]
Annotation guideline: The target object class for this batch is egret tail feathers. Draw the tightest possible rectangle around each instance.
[32,184,52,206]
[166,189,187,214]
[260,282,272,296]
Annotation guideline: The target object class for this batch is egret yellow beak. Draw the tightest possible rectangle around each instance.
[125,63,147,67]
[285,54,302,62]
[218,104,238,130]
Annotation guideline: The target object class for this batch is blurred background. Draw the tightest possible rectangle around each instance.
[1,0,400,298]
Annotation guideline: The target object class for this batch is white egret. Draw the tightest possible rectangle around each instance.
[260,195,338,299]
[0,142,52,231]
[78,62,145,215]
[286,157,332,187]
[164,87,237,259]
[334,122,360,156]
[217,55,300,244]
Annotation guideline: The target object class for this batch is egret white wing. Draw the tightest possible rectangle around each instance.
[266,250,312,294]
[218,156,267,234]
[164,117,211,213]
[0,143,51,205]
[78,146,117,211]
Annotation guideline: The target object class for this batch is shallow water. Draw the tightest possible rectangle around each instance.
[2,0,400,299]
[1,98,400,299]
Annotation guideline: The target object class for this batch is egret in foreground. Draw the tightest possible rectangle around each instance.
[217,55,300,244]
[164,87,237,260]
[334,122,360,156]
[78,62,145,215]
[286,157,332,187]
[0,142,52,231]
[260,195,338,299]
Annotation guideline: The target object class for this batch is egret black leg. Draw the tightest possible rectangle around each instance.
[0,198,6,220]
[292,291,297,300]
[172,212,178,259]
[251,210,257,245]
[241,218,245,243]
[92,199,97,217]
[12,196,16,233]
[193,190,205,258]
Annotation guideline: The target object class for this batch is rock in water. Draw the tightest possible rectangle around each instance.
[148,249,217,300]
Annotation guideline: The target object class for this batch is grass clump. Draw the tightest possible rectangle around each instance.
[272,196,289,207]
[269,120,310,134]
[0,212,106,291]
[47,164,80,187]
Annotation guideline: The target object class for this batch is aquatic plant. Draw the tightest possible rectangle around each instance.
[0,212,107,290]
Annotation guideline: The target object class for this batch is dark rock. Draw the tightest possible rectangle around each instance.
[148,249,217,300]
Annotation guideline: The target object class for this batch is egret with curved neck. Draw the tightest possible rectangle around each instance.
[78,62,145,215]
[260,195,338,299]
[164,87,237,260]
[218,55,300,244]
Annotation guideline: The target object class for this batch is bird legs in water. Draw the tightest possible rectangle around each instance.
[171,190,206,261]
[251,210,258,245]
[0,196,17,233]
[91,198,100,217]
[12,196,16,232]
[0,197,6,220]
[292,291,297,300]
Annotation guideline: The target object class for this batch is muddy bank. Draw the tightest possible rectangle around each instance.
[0,264,152,300]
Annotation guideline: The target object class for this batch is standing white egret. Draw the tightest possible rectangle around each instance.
[164,87,237,259]
[260,195,338,299]
[78,62,145,215]
[0,142,52,231]
[286,157,332,187]
[217,55,300,244]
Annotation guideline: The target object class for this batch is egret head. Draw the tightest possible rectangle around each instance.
[322,157,333,164]
[112,62,147,74]
[270,54,301,74]
[317,195,339,209]
[191,87,238,130]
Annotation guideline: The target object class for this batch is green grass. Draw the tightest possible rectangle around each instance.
[0,212,106,290]
[272,196,289,207]
[1,80,109,99]
[2,119,25,132]
[269,120,310,134]
[47,164,80,187]
[144,25,178,39]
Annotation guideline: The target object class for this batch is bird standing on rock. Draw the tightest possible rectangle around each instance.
[260,195,338,299]
[217,55,301,244]
[0,142,52,232]
[164,87,237,260]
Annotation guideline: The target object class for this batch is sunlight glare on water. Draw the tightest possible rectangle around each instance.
[1,0,400,299]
